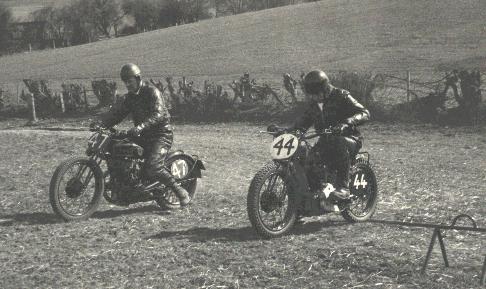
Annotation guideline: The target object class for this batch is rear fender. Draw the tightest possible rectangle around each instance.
[166,150,205,178]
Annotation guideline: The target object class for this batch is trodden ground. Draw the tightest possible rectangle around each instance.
[0,122,485,288]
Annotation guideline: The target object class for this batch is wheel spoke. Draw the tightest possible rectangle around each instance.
[58,162,97,216]
[258,173,291,232]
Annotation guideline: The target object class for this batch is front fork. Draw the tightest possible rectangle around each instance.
[74,155,103,188]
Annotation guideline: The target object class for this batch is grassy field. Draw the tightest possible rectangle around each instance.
[1,122,485,288]
[0,0,484,85]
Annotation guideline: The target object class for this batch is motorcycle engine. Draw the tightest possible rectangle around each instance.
[107,141,144,192]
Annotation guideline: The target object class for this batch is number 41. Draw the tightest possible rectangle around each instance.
[353,174,367,189]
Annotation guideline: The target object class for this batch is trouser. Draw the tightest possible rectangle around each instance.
[136,132,176,187]
[313,136,360,188]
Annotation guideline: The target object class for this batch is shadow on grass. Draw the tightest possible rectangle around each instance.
[148,219,350,242]
[0,212,62,226]
[0,205,169,226]
[292,219,351,236]
[92,204,170,219]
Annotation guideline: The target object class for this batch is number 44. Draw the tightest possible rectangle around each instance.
[353,174,368,189]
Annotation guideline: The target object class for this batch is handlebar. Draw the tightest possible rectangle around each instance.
[261,125,336,139]
[89,126,128,138]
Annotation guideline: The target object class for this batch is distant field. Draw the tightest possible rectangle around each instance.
[3,0,67,20]
[0,0,484,85]
[0,123,485,288]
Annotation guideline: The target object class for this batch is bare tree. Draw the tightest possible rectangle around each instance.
[159,0,211,27]
[0,3,12,50]
[31,6,70,47]
[122,0,160,32]
[85,0,125,38]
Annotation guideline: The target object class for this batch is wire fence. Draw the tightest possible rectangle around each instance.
[0,70,484,124]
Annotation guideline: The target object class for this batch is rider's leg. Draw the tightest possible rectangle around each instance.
[317,136,358,200]
[143,137,191,206]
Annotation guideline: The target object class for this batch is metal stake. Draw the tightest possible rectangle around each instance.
[421,228,449,273]
[437,230,449,267]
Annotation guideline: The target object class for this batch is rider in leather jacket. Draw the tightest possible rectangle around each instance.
[93,63,191,206]
[294,70,370,201]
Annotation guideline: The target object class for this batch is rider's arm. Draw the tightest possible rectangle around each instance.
[293,103,315,132]
[135,87,169,132]
[343,93,370,126]
[100,97,130,128]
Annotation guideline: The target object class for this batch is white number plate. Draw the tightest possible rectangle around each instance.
[270,134,299,160]
[353,173,368,189]
[171,160,189,179]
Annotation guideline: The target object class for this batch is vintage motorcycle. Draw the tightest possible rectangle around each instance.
[49,127,205,221]
[247,125,378,238]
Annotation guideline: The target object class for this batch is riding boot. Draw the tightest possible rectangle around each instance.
[171,182,191,207]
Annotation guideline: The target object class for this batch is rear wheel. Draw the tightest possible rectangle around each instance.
[247,162,297,238]
[341,162,378,222]
[49,157,104,221]
[155,156,198,210]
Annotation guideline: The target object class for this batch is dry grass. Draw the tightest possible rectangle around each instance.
[1,122,485,288]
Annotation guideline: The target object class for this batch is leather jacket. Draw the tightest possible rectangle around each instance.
[101,81,171,139]
[294,87,370,139]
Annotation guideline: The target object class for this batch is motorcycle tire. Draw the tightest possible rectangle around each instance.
[341,161,378,222]
[49,157,104,221]
[247,162,298,238]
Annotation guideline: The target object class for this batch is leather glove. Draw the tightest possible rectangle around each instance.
[89,121,103,131]
[331,123,351,135]
[127,126,142,138]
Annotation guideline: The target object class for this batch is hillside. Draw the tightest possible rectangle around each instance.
[0,0,484,83]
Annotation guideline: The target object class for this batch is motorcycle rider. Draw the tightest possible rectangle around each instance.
[294,70,370,201]
[91,63,191,206]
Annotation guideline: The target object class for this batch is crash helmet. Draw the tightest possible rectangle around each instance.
[120,63,141,82]
[303,70,330,95]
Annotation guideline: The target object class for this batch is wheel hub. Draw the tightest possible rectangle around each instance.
[261,191,280,213]
[65,178,84,198]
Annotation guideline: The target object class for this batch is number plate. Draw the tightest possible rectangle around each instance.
[270,134,299,160]
[350,171,369,194]
[171,160,189,179]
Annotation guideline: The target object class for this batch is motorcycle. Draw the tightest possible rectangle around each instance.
[49,127,205,221]
[247,125,378,238]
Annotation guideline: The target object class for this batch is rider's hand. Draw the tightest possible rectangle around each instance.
[127,126,142,138]
[292,128,303,136]
[267,124,279,133]
[331,123,351,135]
[89,121,102,131]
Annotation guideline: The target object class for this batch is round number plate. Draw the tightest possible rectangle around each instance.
[171,159,189,179]
[270,134,299,160]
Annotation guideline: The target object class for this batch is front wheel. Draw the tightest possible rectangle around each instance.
[49,157,104,221]
[155,156,198,210]
[247,162,297,238]
[341,162,378,222]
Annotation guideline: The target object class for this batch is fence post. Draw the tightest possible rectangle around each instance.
[83,88,89,111]
[407,70,411,103]
[28,93,38,124]
[59,92,65,113]
[16,83,19,103]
